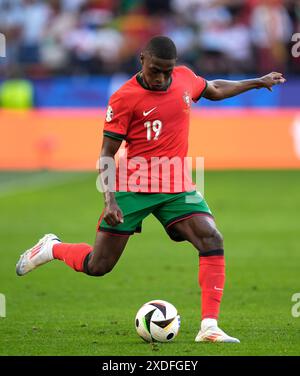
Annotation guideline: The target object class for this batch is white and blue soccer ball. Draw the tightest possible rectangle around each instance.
[135,300,180,342]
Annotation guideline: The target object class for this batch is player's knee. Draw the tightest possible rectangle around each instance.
[200,228,223,251]
[213,229,223,248]
[87,260,113,277]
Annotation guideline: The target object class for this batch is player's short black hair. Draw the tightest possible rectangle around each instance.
[144,36,177,60]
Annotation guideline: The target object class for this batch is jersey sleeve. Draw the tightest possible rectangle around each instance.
[103,92,132,141]
[182,66,208,102]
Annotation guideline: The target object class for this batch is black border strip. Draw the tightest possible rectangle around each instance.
[103,130,126,141]
[0,356,299,373]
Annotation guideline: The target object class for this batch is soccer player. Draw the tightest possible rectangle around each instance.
[16,36,286,343]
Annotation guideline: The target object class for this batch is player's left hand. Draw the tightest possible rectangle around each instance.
[259,72,286,91]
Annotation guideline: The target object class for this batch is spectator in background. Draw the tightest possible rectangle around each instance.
[196,1,253,74]
[40,0,78,73]
[18,0,52,69]
[60,0,86,12]
[0,0,299,77]
[251,0,293,74]
[62,0,124,74]
[0,0,24,72]
[165,14,197,68]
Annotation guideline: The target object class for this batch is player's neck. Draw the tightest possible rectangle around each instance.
[137,72,150,89]
[136,72,172,92]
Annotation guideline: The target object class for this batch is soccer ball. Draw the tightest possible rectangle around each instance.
[135,300,180,342]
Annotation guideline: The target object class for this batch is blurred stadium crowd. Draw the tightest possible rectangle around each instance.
[0,0,300,78]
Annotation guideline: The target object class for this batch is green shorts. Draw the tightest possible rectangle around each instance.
[97,191,213,242]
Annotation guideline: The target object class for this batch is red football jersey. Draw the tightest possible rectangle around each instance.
[103,66,207,193]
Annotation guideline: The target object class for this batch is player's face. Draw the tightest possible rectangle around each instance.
[141,53,176,91]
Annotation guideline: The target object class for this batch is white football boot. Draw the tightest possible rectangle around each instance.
[16,234,61,276]
[195,319,240,343]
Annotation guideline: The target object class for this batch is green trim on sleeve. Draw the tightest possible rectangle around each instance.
[103,130,126,141]
[194,80,208,102]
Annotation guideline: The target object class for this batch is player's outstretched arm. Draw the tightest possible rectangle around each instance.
[99,136,124,226]
[203,72,286,101]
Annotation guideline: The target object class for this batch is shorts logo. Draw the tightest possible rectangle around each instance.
[106,105,114,122]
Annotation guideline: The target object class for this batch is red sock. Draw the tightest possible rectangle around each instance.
[53,243,92,272]
[199,255,225,320]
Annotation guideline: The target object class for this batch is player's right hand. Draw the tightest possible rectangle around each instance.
[259,72,286,91]
[103,202,124,226]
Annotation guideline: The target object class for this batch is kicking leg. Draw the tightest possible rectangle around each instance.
[169,215,240,343]
[16,231,129,277]
[84,232,129,276]
[52,231,129,276]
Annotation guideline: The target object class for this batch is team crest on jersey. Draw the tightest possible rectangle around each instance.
[106,105,114,122]
[183,91,191,107]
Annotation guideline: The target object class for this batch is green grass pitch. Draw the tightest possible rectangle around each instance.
[0,170,299,356]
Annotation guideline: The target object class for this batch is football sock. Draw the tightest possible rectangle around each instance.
[199,250,225,321]
[53,243,92,272]
[201,318,217,331]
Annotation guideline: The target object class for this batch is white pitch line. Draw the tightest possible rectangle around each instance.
[0,172,93,199]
